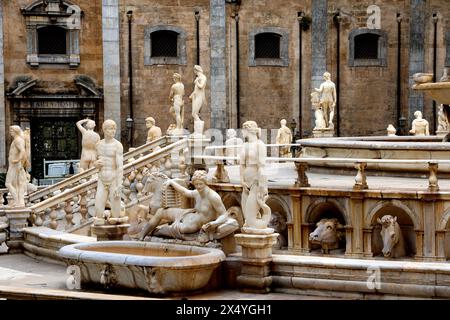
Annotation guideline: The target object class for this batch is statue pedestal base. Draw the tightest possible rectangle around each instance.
[436,130,449,137]
[234,229,279,294]
[190,120,205,139]
[91,224,130,241]
[5,207,31,253]
[312,127,334,138]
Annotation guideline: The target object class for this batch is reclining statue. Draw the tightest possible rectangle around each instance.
[138,170,239,243]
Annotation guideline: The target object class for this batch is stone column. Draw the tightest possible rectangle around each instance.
[311,0,328,130]
[102,0,121,138]
[5,208,31,253]
[408,0,426,124]
[446,31,450,68]
[209,0,228,131]
[0,2,5,171]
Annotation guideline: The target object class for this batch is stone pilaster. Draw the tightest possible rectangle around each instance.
[209,0,227,131]
[311,0,328,130]
[408,0,426,124]
[102,0,121,138]
[5,208,31,253]
[0,1,5,172]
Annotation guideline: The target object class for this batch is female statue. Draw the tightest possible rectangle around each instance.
[239,121,271,230]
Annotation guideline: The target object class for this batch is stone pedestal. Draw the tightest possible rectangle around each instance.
[312,128,334,138]
[436,130,449,137]
[91,224,130,241]
[5,207,31,253]
[234,228,279,293]
[190,120,205,139]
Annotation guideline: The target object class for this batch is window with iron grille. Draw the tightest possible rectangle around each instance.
[255,33,281,59]
[38,26,67,55]
[151,30,178,57]
[354,33,379,60]
[349,29,387,67]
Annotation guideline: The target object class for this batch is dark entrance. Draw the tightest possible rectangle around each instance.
[31,118,79,179]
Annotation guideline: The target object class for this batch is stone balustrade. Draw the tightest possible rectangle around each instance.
[27,137,188,231]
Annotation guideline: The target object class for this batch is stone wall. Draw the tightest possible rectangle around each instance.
[119,0,211,146]
[2,0,103,90]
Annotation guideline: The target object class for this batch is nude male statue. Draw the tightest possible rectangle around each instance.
[168,73,185,132]
[315,72,337,129]
[138,170,239,242]
[76,119,100,171]
[93,120,124,225]
[276,119,293,158]
[145,117,162,143]
[5,126,28,207]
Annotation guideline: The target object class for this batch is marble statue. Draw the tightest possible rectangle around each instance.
[440,67,449,82]
[276,119,293,158]
[168,73,185,135]
[377,215,406,258]
[189,65,207,137]
[145,117,162,144]
[5,126,28,208]
[409,111,430,136]
[314,72,336,129]
[76,119,100,171]
[387,124,397,136]
[311,92,326,130]
[437,104,449,132]
[23,127,31,172]
[93,120,125,225]
[225,129,243,165]
[138,170,239,242]
[239,121,272,230]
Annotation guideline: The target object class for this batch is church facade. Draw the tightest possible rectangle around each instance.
[0,0,449,178]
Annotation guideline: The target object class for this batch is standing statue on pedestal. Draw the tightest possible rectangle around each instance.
[6,126,28,208]
[314,72,336,129]
[409,111,430,136]
[76,119,100,171]
[168,73,185,135]
[93,120,126,225]
[276,119,293,158]
[239,121,271,231]
[225,129,243,165]
[145,117,162,143]
[437,105,449,132]
[189,65,207,137]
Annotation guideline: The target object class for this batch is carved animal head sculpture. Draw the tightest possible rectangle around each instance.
[377,215,404,258]
[309,218,344,251]
[269,211,288,249]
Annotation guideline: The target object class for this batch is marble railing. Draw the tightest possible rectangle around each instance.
[27,136,169,205]
[28,138,189,230]
[198,154,449,192]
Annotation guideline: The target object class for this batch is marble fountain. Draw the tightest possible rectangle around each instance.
[59,241,225,295]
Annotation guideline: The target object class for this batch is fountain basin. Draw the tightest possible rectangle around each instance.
[59,241,225,295]
[413,82,450,105]
[298,136,450,177]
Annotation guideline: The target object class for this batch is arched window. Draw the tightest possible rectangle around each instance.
[349,29,387,67]
[249,27,289,67]
[151,30,178,57]
[144,26,187,65]
[255,33,281,59]
[354,33,379,60]
[38,26,67,55]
